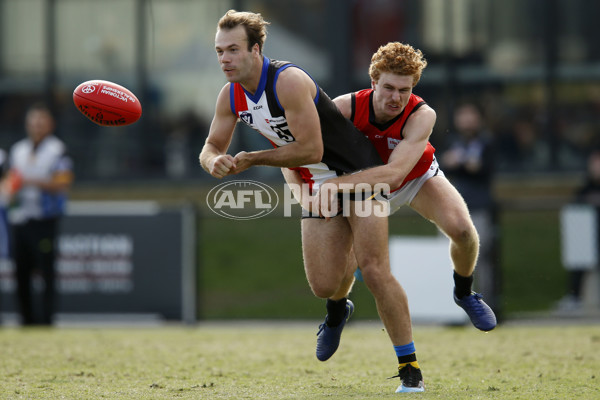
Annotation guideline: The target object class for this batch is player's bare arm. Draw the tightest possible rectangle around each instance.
[315,106,436,216]
[327,105,435,189]
[231,67,324,173]
[332,93,353,120]
[199,83,239,178]
[278,93,351,209]
[278,93,353,213]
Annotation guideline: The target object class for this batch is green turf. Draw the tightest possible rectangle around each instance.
[1,323,598,399]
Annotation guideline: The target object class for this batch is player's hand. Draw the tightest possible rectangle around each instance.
[231,151,253,175]
[315,182,339,220]
[208,154,236,178]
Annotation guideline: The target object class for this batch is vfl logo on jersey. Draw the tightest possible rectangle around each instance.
[388,137,401,149]
[239,111,253,125]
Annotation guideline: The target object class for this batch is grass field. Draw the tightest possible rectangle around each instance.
[1,322,598,399]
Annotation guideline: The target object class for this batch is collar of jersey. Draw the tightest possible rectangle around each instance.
[240,55,270,104]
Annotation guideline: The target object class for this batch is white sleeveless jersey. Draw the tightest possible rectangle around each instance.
[229,56,382,190]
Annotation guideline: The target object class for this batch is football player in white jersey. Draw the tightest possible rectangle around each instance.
[199,10,423,394]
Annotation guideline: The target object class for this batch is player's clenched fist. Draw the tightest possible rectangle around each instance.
[207,154,236,179]
[231,151,254,175]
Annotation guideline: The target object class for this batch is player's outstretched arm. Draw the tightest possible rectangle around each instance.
[200,84,239,179]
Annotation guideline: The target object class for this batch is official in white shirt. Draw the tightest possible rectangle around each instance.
[7,103,73,325]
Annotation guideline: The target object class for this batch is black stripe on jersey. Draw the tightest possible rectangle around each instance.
[399,101,426,139]
[316,89,383,175]
[350,92,356,122]
[265,59,382,175]
[266,59,292,118]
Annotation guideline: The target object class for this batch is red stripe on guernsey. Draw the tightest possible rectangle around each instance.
[231,83,248,115]
[289,167,315,192]
[352,89,435,189]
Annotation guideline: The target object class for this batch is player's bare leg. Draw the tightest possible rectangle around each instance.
[347,210,413,345]
[302,217,356,361]
[411,176,478,276]
[347,207,424,392]
[329,248,357,300]
[301,217,353,299]
[411,176,496,331]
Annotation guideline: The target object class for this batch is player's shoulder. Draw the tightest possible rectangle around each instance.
[218,82,232,97]
[416,102,436,116]
[215,82,233,111]
[410,93,434,114]
[333,92,352,104]
[411,102,436,125]
[332,93,353,119]
[275,65,313,90]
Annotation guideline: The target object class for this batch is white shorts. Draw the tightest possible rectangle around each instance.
[383,157,444,215]
[301,158,443,218]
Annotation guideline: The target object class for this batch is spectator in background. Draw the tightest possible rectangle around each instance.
[557,148,600,312]
[440,103,501,316]
[498,117,550,172]
[165,110,208,179]
[7,103,73,326]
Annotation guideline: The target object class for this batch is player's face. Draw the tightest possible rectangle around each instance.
[371,72,414,123]
[215,25,257,84]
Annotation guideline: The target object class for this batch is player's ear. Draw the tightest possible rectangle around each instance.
[252,43,260,56]
[371,80,377,90]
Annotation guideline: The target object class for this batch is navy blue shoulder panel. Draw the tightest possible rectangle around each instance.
[268,59,319,115]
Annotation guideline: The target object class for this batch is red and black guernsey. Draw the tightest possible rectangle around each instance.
[351,89,436,189]
[229,56,382,189]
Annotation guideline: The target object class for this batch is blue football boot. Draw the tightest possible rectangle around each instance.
[315,300,354,361]
[454,291,497,331]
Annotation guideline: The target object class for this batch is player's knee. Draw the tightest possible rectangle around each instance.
[309,281,339,299]
[359,263,391,291]
[448,220,478,247]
